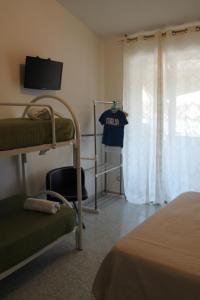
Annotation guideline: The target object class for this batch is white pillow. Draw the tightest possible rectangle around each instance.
[27,107,51,120]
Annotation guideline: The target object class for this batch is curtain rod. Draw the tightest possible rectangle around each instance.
[122,24,200,42]
[94,100,120,104]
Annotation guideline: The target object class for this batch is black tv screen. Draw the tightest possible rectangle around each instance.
[24,56,63,90]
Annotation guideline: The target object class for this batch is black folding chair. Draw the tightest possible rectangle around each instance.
[46,166,88,228]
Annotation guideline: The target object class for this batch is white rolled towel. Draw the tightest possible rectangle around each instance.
[24,198,60,214]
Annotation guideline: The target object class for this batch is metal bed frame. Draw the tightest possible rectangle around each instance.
[0,95,82,280]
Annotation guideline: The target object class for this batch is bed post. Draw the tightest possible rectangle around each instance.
[21,153,29,196]
[72,135,82,250]
[74,136,82,250]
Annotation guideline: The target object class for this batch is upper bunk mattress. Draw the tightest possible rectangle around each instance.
[0,118,74,150]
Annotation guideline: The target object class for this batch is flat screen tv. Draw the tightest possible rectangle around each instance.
[24,56,63,90]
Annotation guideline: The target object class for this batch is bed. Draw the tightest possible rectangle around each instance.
[0,194,75,276]
[0,95,83,280]
[92,192,200,300]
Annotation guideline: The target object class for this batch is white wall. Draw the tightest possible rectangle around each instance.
[103,37,124,193]
[0,0,104,198]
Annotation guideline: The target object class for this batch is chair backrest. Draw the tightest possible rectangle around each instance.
[46,166,88,202]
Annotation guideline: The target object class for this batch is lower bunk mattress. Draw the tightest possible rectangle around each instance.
[92,192,200,300]
[0,118,74,151]
[0,195,75,274]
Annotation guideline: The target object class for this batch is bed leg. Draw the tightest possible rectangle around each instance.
[21,153,29,196]
[75,227,82,250]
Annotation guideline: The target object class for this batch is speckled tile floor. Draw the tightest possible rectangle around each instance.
[0,195,159,300]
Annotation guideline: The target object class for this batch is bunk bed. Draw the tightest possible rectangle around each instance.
[0,95,83,280]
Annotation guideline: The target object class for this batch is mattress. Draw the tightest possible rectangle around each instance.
[92,192,200,300]
[0,118,74,151]
[0,195,75,274]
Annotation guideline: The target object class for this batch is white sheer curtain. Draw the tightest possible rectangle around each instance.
[123,26,200,204]
[123,38,158,204]
[162,30,200,201]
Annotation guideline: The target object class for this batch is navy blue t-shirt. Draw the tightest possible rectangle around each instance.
[99,109,128,147]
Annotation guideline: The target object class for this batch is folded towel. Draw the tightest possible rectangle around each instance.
[24,198,60,214]
[27,108,51,120]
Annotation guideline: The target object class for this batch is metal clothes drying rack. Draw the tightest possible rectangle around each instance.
[81,100,123,212]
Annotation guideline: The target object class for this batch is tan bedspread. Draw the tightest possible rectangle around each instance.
[92,192,200,300]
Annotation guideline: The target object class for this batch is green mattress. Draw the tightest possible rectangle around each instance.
[0,118,74,151]
[0,195,76,274]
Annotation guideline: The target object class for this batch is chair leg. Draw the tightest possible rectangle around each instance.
[72,201,86,229]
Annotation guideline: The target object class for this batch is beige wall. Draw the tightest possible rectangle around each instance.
[0,0,104,198]
[103,37,123,101]
[103,37,124,193]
